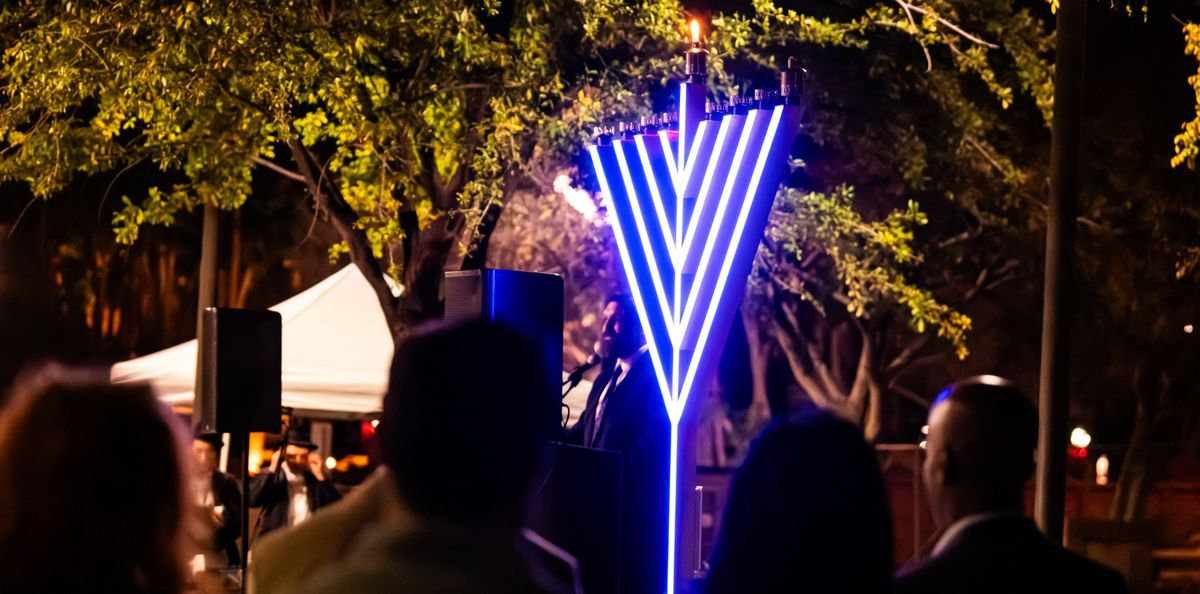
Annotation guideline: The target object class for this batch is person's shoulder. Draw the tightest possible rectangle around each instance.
[894,555,959,594]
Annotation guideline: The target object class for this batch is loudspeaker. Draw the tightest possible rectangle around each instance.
[444,269,563,400]
[527,443,624,594]
[196,308,282,434]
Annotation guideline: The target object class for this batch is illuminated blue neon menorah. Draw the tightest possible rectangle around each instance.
[586,26,804,594]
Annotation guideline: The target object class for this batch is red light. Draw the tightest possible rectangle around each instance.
[1069,446,1088,459]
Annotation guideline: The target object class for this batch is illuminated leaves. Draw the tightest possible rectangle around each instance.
[756,186,971,358]
[1172,22,1200,170]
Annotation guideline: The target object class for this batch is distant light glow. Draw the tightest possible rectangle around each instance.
[554,173,600,223]
[325,456,337,470]
[370,419,380,429]
[1070,426,1092,449]
[1096,454,1110,486]
[1186,324,1195,334]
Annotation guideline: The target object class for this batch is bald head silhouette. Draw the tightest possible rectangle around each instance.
[922,375,1038,529]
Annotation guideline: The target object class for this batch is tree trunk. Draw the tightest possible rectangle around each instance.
[400,214,465,326]
[742,307,773,428]
[288,141,403,337]
[1111,392,1153,523]
[862,376,884,442]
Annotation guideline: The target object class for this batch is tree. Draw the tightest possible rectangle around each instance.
[675,0,1055,439]
[0,0,652,340]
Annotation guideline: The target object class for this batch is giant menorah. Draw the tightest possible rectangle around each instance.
[586,21,805,594]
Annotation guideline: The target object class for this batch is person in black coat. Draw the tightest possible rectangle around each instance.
[895,376,1129,594]
[249,432,341,538]
[567,294,669,594]
[192,432,243,567]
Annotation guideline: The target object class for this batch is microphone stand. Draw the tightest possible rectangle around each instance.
[561,357,602,433]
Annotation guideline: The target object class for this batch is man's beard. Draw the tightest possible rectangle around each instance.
[285,460,307,477]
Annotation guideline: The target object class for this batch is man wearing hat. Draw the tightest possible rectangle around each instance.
[249,428,341,537]
[192,432,243,567]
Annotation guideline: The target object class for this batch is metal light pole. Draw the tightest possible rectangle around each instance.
[1036,0,1087,544]
[194,202,219,400]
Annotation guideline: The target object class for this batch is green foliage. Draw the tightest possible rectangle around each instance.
[0,0,1052,372]
[701,0,1058,366]
[0,0,660,275]
[1172,22,1200,170]
[754,186,971,359]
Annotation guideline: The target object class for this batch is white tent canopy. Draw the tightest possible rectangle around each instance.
[111,265,592,420]
[111,266,396,415]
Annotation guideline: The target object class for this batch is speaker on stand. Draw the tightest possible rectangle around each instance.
[195,308,282,593]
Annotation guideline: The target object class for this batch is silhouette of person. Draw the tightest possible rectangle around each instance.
[895,375,1128,594]
[705,409,893,594]
[300,320,577,594]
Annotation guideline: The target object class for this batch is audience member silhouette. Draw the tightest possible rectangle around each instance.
[300,320,576,594]
[705,409,894,594]
[0,366,192,594]
[895,375,1128,594]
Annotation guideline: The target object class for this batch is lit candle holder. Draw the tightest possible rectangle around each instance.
[679,19,707,176]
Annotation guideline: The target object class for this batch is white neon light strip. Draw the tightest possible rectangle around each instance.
[588,146,674,404]
[666,423,680,594]
[677,116,736,271]
[634,135,681,266]
[612,141,677,341]
[658,125,709,213]
[678,106,783,406]
[677,110,762,346]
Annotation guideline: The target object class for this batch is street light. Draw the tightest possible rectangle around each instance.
[1096,454,1110,486]
[1070,426,1092,449]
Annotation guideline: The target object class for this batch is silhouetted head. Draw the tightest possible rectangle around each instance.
[0,366,191,594]
[705,410,893,594]
[381,320,556,530]
[596,293,645,360]
[923,375,1037,528]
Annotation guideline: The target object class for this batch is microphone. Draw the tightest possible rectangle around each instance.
[563,354,602,389]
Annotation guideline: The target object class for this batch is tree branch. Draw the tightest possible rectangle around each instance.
[896,2,934,72]
[252,156,306,183]
[884,333,933,375]
[894,0,999,48]
[288,140,402,337]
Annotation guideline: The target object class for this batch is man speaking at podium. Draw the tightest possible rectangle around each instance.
[567,294,669,594]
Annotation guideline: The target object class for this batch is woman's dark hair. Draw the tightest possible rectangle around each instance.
[0,366,191,594]
[705,410,894,594]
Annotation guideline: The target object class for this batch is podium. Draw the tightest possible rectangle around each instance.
[527,443,624,594]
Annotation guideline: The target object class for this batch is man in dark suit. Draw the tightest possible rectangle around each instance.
[192,432,243,567]
[895,376,1128,594]
[249,431,341,537]
[567,294,669,594]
